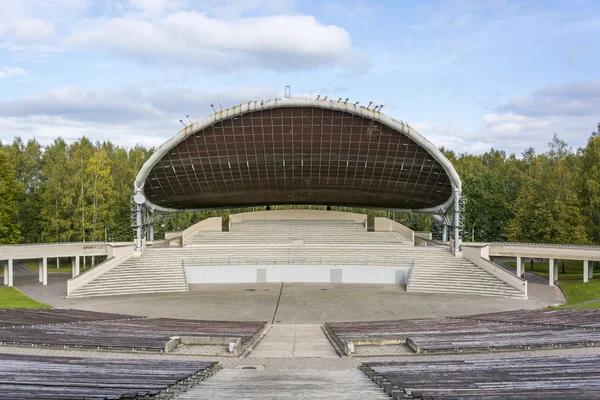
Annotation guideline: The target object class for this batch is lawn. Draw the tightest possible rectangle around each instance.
[23,259,72,274]
[505,259,591,280]
[0,287,51,309]
[557,279,600,306]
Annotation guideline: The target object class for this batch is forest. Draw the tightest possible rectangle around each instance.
[0,123,598,246]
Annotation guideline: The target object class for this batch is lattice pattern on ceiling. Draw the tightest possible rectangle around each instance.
[143,107,452,210]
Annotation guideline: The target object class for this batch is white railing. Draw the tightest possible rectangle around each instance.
[183,256,414,267]
[67,244,136,296]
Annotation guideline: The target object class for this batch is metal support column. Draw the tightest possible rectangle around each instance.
[135,202,142,251]
[453,189,461,253]
[584,260,589,283]
[148,209,154,242]
[442,219,448,242]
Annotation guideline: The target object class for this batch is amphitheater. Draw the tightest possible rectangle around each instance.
[2,97,600,398]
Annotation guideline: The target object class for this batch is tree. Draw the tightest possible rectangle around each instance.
[40,139,71,242]
[508,137,588,244]
[579,131,600,244]
[0,148,23,243]
[4,138,43,243]
[86,149,115,241]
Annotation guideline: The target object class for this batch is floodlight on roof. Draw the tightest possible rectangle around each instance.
[317,95,321,99]
[355,101,359,105]
[367,101,372,109]
[186,115,192,125]
[345,98,349,102]
[379,105,384,111]
[219,102,223,111]
[211,104,216,112]
[323,96,328,101]
[338,97,342,102]
[373,106,379,111]
[179,120,187,128]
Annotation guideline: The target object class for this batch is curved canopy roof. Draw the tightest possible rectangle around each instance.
[135,98,461,213]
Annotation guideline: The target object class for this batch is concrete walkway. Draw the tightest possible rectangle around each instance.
[249,324,338,358]
[175,369,389,399]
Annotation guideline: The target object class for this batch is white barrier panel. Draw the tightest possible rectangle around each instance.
[184,265,410,285]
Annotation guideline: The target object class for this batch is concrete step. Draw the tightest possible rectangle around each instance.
[175,369,389,400]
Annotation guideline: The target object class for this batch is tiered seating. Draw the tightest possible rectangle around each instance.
[325,309,600,355]
[0,309,140,328]
[0,311,266,352]
[457,309,600,329]
[0,353,218,399]
[361,355,600,399]
[188,220,411,247]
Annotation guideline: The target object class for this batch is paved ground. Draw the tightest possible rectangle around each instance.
[14,279,564,323]
[248,325,338,358]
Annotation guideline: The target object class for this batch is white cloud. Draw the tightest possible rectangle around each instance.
[5,17,55,43]
[412,79,600,156]
[500,81,600,117]
[65,12,362,70]
[0,67,30,80]
[0,84,277,147]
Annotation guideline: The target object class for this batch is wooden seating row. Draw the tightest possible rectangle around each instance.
[362,355,600,399]
[0,353,218,399]
[325,309,600,355]
[0,316,266,351]
[456,309,600,329]
[0,309,140,328]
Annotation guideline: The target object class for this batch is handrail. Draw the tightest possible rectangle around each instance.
[406,262,415,286]
[183,256,414,267]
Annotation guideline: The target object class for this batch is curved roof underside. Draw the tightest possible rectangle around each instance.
[136,98,461,213]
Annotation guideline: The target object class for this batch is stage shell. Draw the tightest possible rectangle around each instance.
[134,97,461,213]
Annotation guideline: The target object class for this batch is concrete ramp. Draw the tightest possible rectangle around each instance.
[248,324,338,358]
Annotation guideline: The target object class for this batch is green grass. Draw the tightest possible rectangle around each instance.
[558,302,600,310]
[505,259,589,280]
[557,279,600,305]
[23,259,72,274]
[0,287,51,309]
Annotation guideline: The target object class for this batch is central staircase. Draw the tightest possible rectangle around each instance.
[68,216,525,299]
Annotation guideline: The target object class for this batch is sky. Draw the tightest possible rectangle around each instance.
[0,0,598,155]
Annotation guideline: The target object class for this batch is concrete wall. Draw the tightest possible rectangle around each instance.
[0,242,109,260]
[373,217,415,245]
[182,217,223,246]
[485,243,600,262]
[229,210,367,226]
[184,265,409,285]
[463,245,527,297]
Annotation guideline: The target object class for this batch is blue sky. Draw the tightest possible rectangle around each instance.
[0,0,598,154]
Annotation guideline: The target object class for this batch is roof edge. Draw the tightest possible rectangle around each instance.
[135,97,461,213]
